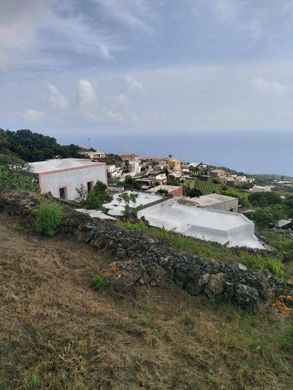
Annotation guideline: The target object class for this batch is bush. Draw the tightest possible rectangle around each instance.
[90,275,109,291]
[34,202,62,237]
[81,181,112,210]
[248,192,282,207]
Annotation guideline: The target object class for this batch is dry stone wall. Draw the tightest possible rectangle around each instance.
[0,191,283,312]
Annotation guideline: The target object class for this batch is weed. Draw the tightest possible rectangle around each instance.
[90,274,109,291]
[139,313,154,327]
[34,202,62,237]
[26,373,41,389]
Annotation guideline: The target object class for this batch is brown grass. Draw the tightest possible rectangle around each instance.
[0,213,292,390]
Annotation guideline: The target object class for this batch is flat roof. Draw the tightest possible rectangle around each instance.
[184,193,238,207]
[147,185,181,193]
[138,198,263,249]
[29,158,104,174]
[103,191,163,216]
[140,199,247,231]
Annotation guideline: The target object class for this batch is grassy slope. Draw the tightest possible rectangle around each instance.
[120,221,287,279]
[0,214,292,390]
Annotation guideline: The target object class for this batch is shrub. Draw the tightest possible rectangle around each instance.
[34,202,62,237]
[248,192,282,207]
[90,275,109,291]
[81,181,112,210]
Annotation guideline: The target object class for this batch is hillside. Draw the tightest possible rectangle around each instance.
[0,211,292,389]
[0,129,83,162]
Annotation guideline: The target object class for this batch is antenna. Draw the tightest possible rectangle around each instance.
[88,138,91,149]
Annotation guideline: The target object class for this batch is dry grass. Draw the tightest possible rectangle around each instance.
[0,213,292,390]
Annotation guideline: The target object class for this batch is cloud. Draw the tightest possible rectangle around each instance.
[99,44,112,59]
[22,109,44,121]
[102,109,139,125]
[252,77,289,98]
[212,0,239,23]
[0,0,52,69]
[125,75,145,93]
[93,0,152,33]
[48,84,69,110]
[77,79,96,107]
[77,79,97,121]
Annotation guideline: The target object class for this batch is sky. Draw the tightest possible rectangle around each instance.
[1,0,293,141]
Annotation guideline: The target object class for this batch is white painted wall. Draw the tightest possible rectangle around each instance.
[39,165,107,200]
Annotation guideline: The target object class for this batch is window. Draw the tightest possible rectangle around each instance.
[87,181,94,192]
[59,187,66,199]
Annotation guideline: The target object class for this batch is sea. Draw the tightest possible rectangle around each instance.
[62,131,293,177]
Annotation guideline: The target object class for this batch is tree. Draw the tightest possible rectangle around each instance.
[167,175,180,186]
[118,192,139,219]
[81,181,112,210]
[248,192,282,207]
[184,187,202,197]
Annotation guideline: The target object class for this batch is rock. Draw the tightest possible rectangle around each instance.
[234,284,260,313]
[207,273,226,295]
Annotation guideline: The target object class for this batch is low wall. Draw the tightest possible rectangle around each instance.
[0,190,282,312]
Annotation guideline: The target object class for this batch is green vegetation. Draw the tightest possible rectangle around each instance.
[118,192,139,219]
[248,192,283,207]
[120,220,285,278]
[90,275,109,291]
[34,202,62,237]
[167,175,181,186]
[0,154,38,192]
[0,128,83,162]
[122,175,142,190]
[81,181,112,210]
[26,373,42,389]
[185,178,223,195]
[278,323,293,351]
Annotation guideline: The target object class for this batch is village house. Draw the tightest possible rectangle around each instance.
[147,184,184,197]
[138,198,263,249]
[210,169,226,178]
[29,158,107,200]
[147,170,167,185]
[80,150,106,159]
[168,159,181,172]
[181,193,239,212]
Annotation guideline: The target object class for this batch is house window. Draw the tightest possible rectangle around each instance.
[59,187,67,199]
[87,181,94,192]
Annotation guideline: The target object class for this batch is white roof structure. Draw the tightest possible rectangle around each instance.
[182,193,238,212]
[103,191,163,216]
[137,198,264,249]
[75,209,116,220]
[29,158,100,173]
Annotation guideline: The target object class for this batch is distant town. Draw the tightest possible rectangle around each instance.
[27,146,293,251]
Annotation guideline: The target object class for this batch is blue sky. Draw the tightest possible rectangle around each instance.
[1,0,293,141]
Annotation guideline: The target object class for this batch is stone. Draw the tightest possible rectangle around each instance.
[234,284,260,313]
[207,273,226,295]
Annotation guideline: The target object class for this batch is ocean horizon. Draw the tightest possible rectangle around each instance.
[59,131,293,177]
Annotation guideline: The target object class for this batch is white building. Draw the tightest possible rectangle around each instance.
[181,193,239,212]
[29,158,107,200]
[103,191,163,216]
[138,198,263,249]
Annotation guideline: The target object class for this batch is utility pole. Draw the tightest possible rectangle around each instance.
[88,138,91,149]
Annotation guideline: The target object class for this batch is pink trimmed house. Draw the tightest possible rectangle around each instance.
[29,158,107,200]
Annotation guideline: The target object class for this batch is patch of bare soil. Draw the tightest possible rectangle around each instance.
[0,214,292,390]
